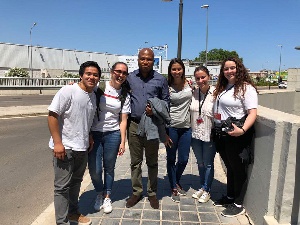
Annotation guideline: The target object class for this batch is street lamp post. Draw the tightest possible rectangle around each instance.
[30,22,37,78]
[162,0,183,59]
[201,4,209,66]
[278,44,283,84]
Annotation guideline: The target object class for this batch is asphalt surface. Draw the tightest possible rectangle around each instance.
[0,116,54,225]
[0,95,53,107]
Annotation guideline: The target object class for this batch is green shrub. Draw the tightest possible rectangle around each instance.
[6,67,29,77]
[61,71,80,78]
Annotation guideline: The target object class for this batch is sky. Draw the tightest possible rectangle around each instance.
[1,0,300,71]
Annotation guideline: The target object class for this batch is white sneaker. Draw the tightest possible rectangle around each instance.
[192,189,204,199]
[198,191,210,203]
[102,197,113,214]
[94,194,103,211]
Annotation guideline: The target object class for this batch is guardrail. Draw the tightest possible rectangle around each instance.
[0,77,80,88]
[0,77,218,88]
[0,77,110,88]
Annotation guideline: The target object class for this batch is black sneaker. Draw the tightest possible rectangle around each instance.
[213,195,234,207]
[221,204,245,217]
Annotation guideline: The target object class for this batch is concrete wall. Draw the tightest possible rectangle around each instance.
[244,94,300,225]
[287,68,300,91]
[258,91,300,116]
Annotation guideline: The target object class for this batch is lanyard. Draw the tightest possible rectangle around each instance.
[198,86,210,116]
[216,84,234,114]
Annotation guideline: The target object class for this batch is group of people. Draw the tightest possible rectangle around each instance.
[47,48,258,225]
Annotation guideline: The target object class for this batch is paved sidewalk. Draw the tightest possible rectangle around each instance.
[37,143,252,225]
[0,105,48,118]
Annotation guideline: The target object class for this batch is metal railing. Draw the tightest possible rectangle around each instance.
[0,77,217,88]
[0,77,79,87]
[0,77,109,88]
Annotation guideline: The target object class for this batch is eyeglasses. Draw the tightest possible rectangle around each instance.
[223,66,236,71]
[113,70,129,76]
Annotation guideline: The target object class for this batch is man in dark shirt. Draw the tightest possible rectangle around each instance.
[126,48,170,209]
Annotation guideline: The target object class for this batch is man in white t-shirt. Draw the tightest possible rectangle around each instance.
[48,61,100,225]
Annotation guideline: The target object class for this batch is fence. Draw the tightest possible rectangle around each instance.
[0,77,218,88]
[0,77,109,88]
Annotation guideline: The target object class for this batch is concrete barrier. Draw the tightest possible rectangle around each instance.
[244,92,300,225]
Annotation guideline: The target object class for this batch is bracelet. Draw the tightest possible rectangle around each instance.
[241,127,246,133]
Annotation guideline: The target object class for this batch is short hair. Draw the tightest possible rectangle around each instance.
[138,48,154,60]
[167,58,186,86]
[79,61,101,76]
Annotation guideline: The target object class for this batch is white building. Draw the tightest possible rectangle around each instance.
[0,42,220,79]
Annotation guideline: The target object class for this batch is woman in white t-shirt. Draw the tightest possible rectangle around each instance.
[88,62,131,214]
[190,66,216,204]
[212,57,258,218]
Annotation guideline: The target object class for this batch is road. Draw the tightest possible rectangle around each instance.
[0,116,54,225]
[0,95,54,107]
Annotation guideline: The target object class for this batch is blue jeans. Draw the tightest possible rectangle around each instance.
[88,130,120,196]
[166,127,192,189]
[191,138,216,192]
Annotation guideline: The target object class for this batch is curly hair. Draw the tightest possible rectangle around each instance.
[213,57,257,99]
[167,58,186,86]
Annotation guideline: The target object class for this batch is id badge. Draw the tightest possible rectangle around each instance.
[214,113,221,120]
[196,117,203,124]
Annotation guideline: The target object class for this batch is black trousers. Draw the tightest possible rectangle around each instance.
[215,127,254,205]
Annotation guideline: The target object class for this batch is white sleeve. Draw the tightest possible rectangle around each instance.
[244,85,258,110]
[121,93,131,114]
[48,86,72,115]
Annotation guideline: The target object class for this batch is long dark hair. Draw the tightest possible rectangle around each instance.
[110,61,129,91]
[214,57,257,98]
[111,61,128,72]
[167,58,185,86]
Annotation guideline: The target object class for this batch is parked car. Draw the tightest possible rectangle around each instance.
[278,81,287,89]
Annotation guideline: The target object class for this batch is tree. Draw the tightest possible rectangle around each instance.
[6,67,29,77]
[194,48,243,63]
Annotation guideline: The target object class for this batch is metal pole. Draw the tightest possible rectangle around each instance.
[165,44,168,60]
[177,0,183,59]
[279,45,282,80]
[30,29,32,78]
[205,7,209,66]
[201,5,209,66]
[30,22,37,78]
